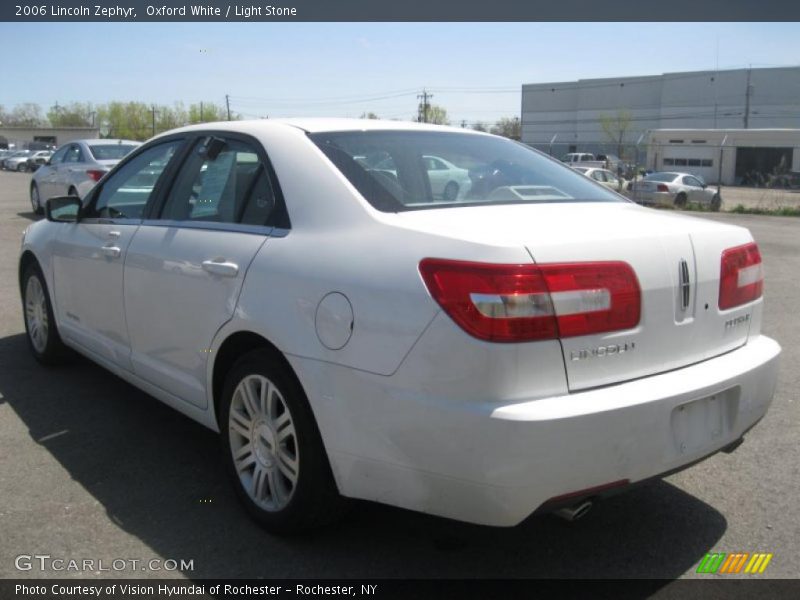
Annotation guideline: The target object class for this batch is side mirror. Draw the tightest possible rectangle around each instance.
[46,196,82,223]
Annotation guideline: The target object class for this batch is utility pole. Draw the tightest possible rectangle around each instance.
[151,105,158,137]
[743,66,753,129]
[417,89,432,123]
[200,101,204,122]
[460,119,467,128]
[225,94,231,121]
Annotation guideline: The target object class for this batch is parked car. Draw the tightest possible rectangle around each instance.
[29,139,141,214]
[561,152,621,172]
[372,154,471,201]
[25,150,54,172]
[572,166,627,192]
[19,119,779,533]
[633,171,721,210]
[561,152,596,165]
[1,149,33,170]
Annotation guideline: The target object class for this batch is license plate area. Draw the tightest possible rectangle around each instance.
[671,388,740,456]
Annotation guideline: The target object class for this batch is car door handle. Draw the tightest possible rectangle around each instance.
[101,245,121,258]
[107,230,121,239]
[202,259,239,277]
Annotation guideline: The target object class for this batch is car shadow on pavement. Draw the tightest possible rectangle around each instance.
[0,332,727,581]
[16,211,40,222]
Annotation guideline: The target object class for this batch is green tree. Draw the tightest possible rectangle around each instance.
[97,102,152,140]
[156,102,187,132]
[359,112,379,119]
[416,102,449,125]
[471,121,489,132]
[188,102,227,124]
[600,110,633,159]
[48,102,94,127]
[490,117,521,140]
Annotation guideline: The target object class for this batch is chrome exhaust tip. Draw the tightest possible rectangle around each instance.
[554,500,593,522]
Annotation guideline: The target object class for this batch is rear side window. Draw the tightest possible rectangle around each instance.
[86,141,181,219]
[160,136,280,226]
[310,130,622,212]
[49,145,69,164]
[63,145,84,164]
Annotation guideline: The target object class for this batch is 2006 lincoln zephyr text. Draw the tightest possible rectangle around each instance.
[19,119,780,532]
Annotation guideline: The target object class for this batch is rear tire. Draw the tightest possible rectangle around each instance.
[22,263,68,365]
[443,181,459,201]
[30,184,43,215]
[220,349,345,534]
[674,193,687,208]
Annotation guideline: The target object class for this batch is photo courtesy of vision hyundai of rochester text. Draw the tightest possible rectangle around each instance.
[19,119,780,533]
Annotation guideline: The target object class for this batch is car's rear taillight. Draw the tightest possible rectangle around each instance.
[656,183,669,192]
[419,258,640,343]
[719,242,763,310]
[86,169,105,182]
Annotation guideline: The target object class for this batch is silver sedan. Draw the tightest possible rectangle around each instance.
[633,172,721,211]
[30,139,140,214]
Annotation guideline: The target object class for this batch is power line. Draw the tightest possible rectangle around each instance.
[417,89,433,123]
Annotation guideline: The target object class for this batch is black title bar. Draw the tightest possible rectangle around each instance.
[3,0,800,21]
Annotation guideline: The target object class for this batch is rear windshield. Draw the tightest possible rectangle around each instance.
[88,144,138,160]
[309,131,623,212]
[644,173,678,182]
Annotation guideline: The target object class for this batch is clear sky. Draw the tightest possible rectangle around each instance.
[2,22,799,125]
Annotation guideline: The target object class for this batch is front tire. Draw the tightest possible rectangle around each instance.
[220,349,344,534]
[22,264,67,364]
[710,194,722,212]
[17,162,27,172]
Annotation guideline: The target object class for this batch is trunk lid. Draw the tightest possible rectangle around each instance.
[391,202,758,390]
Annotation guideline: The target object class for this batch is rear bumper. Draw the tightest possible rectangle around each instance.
[635,190,674,205]
[294,334,780,527]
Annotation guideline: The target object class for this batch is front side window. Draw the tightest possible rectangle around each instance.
[310,131,622,212]
[85,141,182,219]
[160,137,277,226]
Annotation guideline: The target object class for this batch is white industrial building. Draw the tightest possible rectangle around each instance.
[521,66,800,166]
[645,128,800,185]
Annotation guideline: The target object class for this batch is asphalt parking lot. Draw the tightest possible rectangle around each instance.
[0,169,797,583]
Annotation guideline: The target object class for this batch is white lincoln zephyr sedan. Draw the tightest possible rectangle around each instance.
[19,119,780,533]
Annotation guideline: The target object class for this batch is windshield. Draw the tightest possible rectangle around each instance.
[88,144,138,160]
[309,131,623,212]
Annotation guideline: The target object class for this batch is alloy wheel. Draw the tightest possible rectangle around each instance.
[25,275,49,353]
[228,374,299,512]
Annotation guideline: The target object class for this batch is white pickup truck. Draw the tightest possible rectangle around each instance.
[561,152,621,172]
